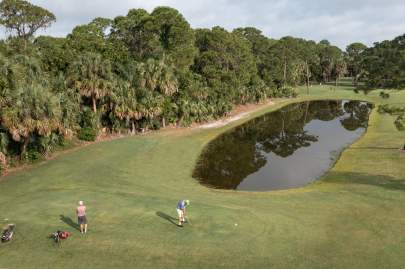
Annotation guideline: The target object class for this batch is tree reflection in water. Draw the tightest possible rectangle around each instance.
[193,100,372,191]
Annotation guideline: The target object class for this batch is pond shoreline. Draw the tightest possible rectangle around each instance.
[194,100,374,191]
[198,100,275,129]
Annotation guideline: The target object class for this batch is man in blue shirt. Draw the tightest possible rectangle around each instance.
[176,200,190,227]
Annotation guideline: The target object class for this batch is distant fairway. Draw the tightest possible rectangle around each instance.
[0,86,405,269]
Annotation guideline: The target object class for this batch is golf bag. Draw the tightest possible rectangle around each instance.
[1,224,15,243]
[51,230,70,243]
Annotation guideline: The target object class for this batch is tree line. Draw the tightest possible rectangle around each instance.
[0,0,397,172]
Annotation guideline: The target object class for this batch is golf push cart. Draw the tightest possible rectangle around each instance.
[1,224,15,243]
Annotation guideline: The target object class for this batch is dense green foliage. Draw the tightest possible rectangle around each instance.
[2,0,399,171]
[361,34,405,88]
[77,127,98,142]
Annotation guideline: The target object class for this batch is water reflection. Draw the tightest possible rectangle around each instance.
[193,100,372,191]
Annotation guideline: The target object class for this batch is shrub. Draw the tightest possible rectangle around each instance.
[23,149,42,163]
[80,108,100,129]
[281,87,298,98]
[378,104,405,115]
[78,127,98,141]
[378,104,389,114]
[39,133,63,154]
[395,115,405,131]
[150,120,162,131]
[270,87,297,98]
[379,91,390,99]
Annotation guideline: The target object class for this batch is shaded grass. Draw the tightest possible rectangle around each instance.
[0,86,404,268]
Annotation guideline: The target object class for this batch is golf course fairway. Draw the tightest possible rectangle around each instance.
[0,86,405,269]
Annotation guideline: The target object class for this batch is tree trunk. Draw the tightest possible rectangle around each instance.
[20,137,29,159]
[304,101,310,124]
[92,96,97,113]
[162,117,166,129]
[0,152,7,175]
[354,74,360,87]
[281,112,286,139]
[131,121,136,135]
[177,116,184,127]
[283,58,287,87]
[306,62,310,95]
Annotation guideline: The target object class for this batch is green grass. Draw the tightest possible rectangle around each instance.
[0,86,405,269]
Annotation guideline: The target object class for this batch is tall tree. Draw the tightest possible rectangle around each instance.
[35,36,71,74]
[151,7,196,70]
[110,9,161,61]
[0,0,55,49]
[318,43,343,83]
[67,18,111,54]
[299,41,319,93]
[233,27,275,84]
[68,52,113,113]
[362,34,405,88]
[194,27,257,103]
[346,42,367,86]
[268,36,318,88]
[334,57,347,86]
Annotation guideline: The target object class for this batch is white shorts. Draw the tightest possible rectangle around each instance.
[177,209,184,219]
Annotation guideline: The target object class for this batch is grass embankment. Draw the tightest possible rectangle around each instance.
[0,86,404,269]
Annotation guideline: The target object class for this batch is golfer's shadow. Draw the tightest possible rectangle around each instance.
[156,211,178,226]
[60,215,80,231]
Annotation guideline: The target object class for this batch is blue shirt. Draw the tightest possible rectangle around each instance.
[177,200,186,210]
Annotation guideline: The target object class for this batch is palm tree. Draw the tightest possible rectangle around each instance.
[12,54,43,84]
[0,52,47,99]
[137,90,163,130]
[136,57,178,128]
[1,85,62,157]
[59,88,81,137]
[68,52,113,113]
[111,81,141,134]
[175,97,191,126]
[137,57,178,96]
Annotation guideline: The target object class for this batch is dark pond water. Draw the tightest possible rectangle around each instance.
[193,100,372,191]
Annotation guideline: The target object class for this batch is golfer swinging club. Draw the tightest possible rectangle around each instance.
[176,200,190,227]
[76,201,88,234]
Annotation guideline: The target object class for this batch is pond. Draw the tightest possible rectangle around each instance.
[193,100,373,191]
